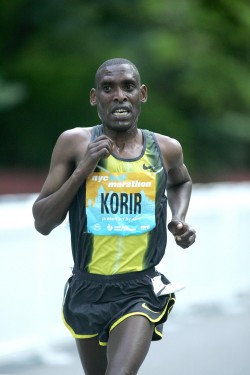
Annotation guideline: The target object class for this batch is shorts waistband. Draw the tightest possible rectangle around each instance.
[72,267,156,282]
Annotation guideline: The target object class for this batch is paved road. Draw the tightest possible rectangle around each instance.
[1,311,249,375]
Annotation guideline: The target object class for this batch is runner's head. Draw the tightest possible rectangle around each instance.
[90,58,147,132]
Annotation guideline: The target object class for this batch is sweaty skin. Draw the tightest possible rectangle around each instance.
[32,60,196,375]
[33,126,195,248]
[33,65,195,247]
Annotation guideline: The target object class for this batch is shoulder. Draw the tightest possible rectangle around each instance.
[56,126,93,151]
[154,132,183,170]
[52,127,94,162]
[57,126,93,144]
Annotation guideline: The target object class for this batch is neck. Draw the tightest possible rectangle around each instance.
[102,125,143,157]
[103,125,138,145]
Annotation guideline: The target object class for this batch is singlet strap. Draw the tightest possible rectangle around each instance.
[141,129,168,178]
[151,132,168,177]
[90,125,103,141]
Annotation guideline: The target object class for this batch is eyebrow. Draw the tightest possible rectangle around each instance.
[99,76,137,85]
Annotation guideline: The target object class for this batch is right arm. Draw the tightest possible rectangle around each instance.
[155,133,196,249]
[32,128,113,235]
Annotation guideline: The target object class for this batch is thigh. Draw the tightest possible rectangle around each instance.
[76,337,107,375]
[106,315,154,375]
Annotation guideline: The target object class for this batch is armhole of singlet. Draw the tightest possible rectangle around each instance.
[151,131,168,179]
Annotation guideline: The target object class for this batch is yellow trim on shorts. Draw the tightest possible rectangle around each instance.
[62,295,175,343]
[154,325,163,338]
[109,295,176,337]
[62,311,98,339]
[99,341,108,347]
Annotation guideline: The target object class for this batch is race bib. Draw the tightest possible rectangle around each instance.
[86,172,156,236]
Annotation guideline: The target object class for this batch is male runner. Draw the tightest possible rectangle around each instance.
[33,58,196,375]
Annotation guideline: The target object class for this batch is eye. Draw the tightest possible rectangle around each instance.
[125,82,135,91]
[102,84,112,93]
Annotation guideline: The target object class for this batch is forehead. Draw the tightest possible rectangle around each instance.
[96,64,139,84]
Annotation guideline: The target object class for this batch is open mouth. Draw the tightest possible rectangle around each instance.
[112,107,130,117]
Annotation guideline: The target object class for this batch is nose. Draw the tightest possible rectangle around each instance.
[114,87,127,102]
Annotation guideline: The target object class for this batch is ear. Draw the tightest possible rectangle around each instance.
[140,84,148,103]
[90,88,97,106]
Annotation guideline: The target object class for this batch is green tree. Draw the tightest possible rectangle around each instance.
[1,0,250,181]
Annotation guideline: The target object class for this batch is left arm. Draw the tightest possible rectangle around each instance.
[155,133,196,249]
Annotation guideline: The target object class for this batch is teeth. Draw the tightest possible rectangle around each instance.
[114,108,128,114]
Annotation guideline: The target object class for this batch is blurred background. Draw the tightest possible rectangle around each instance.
[0,0,250,374]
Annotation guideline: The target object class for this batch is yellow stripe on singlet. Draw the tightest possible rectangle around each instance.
[88,232,149,275]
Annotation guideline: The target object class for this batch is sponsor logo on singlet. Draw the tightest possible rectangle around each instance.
[86,172,156,236]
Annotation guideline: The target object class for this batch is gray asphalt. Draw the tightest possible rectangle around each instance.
[1,311,249,375]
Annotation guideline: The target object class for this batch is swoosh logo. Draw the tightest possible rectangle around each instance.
[142,163,154,171]
[142,164,163,174]
[142,303,159,314]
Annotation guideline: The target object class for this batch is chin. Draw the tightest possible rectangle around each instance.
[104,120,137,132]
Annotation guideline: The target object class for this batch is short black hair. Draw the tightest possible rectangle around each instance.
[94,58,141,87]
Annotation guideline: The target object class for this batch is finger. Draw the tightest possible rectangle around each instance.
[175,232,196,248]
[93,147,111,159]
[176,229,195,242]
[168,220,184,235]
[90,138,113,149]
[189,232,196,245]
[93,135,113,149]
[89,141,113,155]
[175,238,190,249]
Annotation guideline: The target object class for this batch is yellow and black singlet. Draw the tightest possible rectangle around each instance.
[69,125,168,275]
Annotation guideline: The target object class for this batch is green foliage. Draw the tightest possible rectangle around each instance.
[1,0,250,180]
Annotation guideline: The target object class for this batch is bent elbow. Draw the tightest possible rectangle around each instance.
[34,220,52,236]
[32,204,53,235]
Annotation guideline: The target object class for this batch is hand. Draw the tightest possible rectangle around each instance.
[168,220,196,249]
[88,135,113,159]
[77,135,113,175]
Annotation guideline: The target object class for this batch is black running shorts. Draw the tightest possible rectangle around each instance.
[62,267,175,346]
